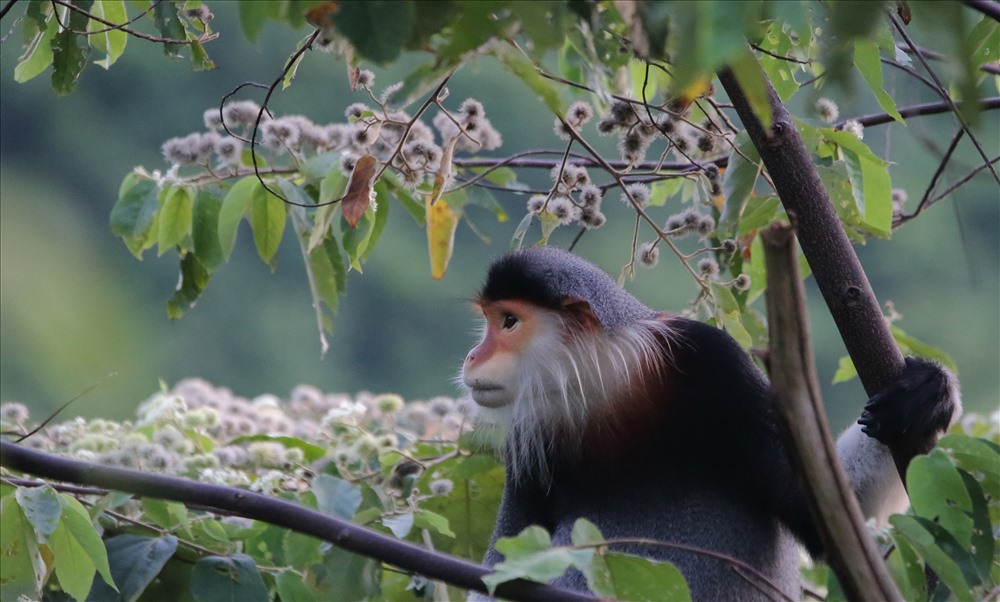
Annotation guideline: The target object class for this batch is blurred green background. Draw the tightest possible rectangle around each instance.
[1,5,997,431]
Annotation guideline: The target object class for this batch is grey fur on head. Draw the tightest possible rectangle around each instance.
[478,247,656,330]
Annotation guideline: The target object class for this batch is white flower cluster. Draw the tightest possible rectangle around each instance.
[5,380,472,495]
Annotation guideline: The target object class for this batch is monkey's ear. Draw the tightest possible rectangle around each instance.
[561,297,600,333]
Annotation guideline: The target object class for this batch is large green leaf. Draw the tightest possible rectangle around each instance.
[1,494,45,601]
[15,484,62,542]
[332,0,416,64]
[51,0,92,95]
[190,554,268,602]
[493,43,565,115]
[87,535,177,602]
[585,552,691,602]
[166,252,209,320]
[217,176,259,261]
[313,475,362,520]
[89,0,128,69]
[153,0,185,58]
[250,184,286,263]
[192,189,225,272]
[158,186,194,256]
[13,8,58,83]
[853,38,903,124]
[50,494,116,601]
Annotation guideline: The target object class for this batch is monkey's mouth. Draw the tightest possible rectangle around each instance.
[468,383,508,408]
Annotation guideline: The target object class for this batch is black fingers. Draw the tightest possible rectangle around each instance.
[858,357,957,450]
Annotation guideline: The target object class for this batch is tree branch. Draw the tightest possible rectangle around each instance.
[761,223,902,602]
[0,441,594,602]
[717,67,905,399]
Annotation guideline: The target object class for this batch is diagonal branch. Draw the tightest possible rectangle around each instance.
[0,441,593,602]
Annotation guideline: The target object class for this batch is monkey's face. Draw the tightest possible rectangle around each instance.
[462,299,546,408]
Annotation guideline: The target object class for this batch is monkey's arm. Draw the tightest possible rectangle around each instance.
[839,357,961,523]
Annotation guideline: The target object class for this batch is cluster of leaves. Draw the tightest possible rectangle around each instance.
[2,392,996,601]
[0,381,506,601]
[12,0,218,95]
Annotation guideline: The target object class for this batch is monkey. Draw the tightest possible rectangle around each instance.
[460,247,960,601]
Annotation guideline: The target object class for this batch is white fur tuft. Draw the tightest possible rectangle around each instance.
[462,314,674,485]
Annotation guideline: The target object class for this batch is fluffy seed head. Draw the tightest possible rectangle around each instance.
[698,257,720,277]
[815,98,839,123]
[621,182,651,208]
[733,274,751,291]
[637,242,660,267]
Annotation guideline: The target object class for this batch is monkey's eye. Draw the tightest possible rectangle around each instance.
[501,313,519,330]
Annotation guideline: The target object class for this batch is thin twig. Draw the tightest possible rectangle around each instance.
[889,11,999,184]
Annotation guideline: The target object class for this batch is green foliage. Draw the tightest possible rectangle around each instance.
[3,1,999,599]
[0,382,502,600]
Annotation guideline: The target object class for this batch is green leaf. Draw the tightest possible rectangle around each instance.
[384,173,425,226]
[283,531,323,568]
[63,493,118,595]
[190,554,268,602]
[282,47,305,90]
[158,186,194,256]
[736,195,782,236]
[383,512,415,538]
[510,212,534,250]
[668,1,762,98]
[313,475,361,520]
[87,535,178,602]
[166,252,209,319]
[570,518,604,546]
[720,131,762,236]
[728,46,772,129]
[493,43,565,115]
[307,236,346,316]
[51,2,91,96]
[189,40,215,71]
[853,38,903,124]
[332,0,415,64]
[937,434,1000,500]
[227,434,326,463]
[585,552,691,602]
[757,22,800,102]
[50,494,116,600]
[111,177,159,238]
[495,526,551,556]
[907,450,973,545]
[889,326,957,372]
[14,10,58,83]
[485,527,594,594]
[15,484,62,542]
[968,16,999,72]
[889,515,982,597]
[414,509,455,538]
[89,0,128,69]
[192,189,225,272]
[141,499,188,531]
[217,177,258,261]
[238,1,282,42]
[153,0,185,58]
[832,355,858,384]
[1,494,45,601]
[275,570,324,602]
[250,184,286,263]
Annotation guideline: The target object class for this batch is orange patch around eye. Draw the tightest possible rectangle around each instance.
[478,299,540,354]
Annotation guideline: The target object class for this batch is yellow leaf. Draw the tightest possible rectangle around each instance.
[427,197,458,279]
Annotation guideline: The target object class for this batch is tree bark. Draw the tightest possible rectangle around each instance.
[717,68,905,399]
[762,224,902,602]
